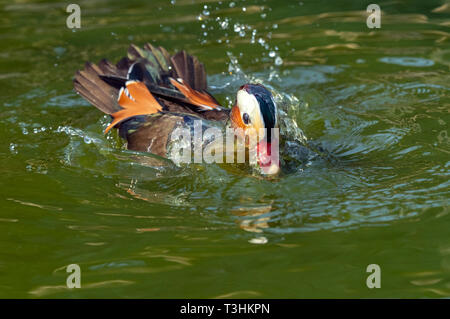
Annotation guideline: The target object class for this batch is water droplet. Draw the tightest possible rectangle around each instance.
[242,7,246,12]
[234,24,241,32]
[220,20,229,29]
[9,143,17,155]
[251,29,257,43]
[229,2,235,8]
[275,56,283,66]
[261,13,267,19]
[268,51,276,58]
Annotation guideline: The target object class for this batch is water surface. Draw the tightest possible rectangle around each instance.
[0,0,449,298]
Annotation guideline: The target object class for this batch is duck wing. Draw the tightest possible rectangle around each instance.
[74,43,228,128]
[73,43,229,156]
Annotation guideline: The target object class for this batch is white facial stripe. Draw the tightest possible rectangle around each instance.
[236,89,265,128]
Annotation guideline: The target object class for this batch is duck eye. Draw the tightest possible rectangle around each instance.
[242,113,250,125]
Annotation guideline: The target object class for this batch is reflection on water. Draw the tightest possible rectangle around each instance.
[0,0,449,298]
[231,204,271,234]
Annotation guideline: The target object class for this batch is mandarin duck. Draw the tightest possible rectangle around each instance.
[73,43,291,175]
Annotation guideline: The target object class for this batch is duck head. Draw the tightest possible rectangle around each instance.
[230,84,280,175]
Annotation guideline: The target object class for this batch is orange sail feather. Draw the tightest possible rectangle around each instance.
[169,78,221,110]
[104,81,163,134]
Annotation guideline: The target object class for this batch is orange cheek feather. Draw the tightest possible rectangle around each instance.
[231,106,246,130]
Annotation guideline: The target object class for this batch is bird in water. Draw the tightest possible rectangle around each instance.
[73,43,320,175]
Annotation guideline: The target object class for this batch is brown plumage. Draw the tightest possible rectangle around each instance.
[73,43,229,157]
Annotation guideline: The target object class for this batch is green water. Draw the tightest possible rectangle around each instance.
[0,0,449,298]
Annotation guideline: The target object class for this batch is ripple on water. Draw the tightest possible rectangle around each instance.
[42,52,448,240]
[379,56,435,67]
